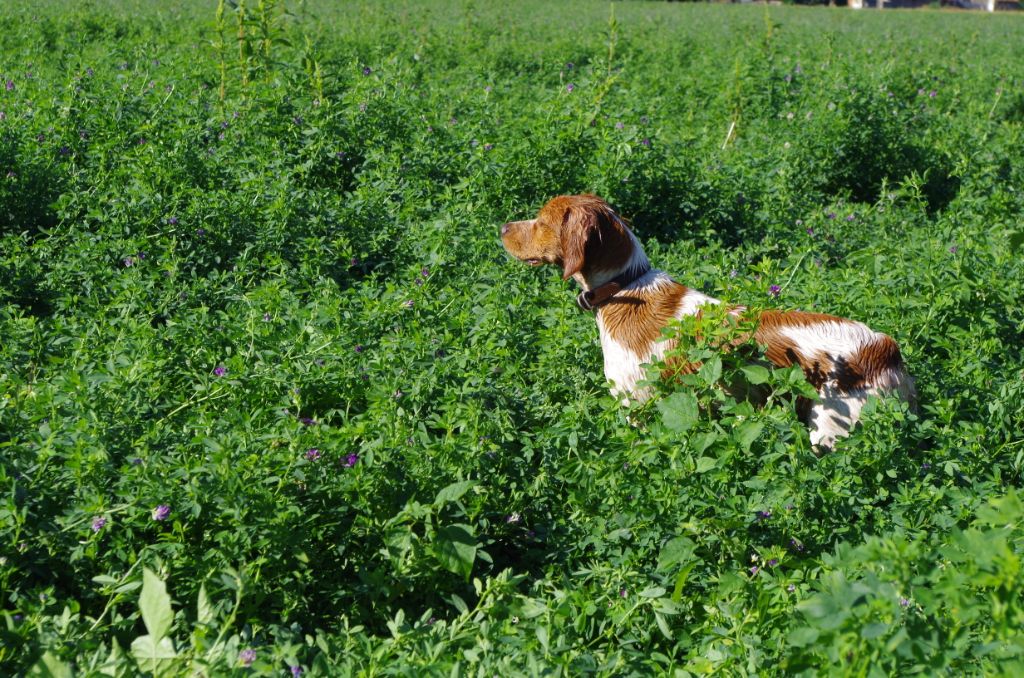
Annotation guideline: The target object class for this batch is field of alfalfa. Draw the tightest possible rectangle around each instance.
[2,0,1024,674]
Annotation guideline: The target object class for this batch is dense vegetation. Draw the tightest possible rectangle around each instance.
[2,0,1023,674]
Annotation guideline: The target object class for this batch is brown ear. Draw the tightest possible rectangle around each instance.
[560,203,600,280]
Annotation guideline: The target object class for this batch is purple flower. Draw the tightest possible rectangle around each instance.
[769,285,781,298]
[343,453,358,468]
[767,558,779,567]
[787,584,796,592]
[131,457,143,465]
[354,344,364,353]
[122,257,135,267]
[58,146,70,156]
[506,512,521,524]
[137,137,146,145]
[615,121,624,130]
[213,365,227,377]
[239,648,256,667]
[757,510,772,520]
[167,216,178,225]
[899,597,910,607]
[729,269,738,278]
[929,90,937,98]
[263,312,271,322]
[5,80,13,91]
[86,67,94,77]
[362,66,372,76]
[566,83,575,93]
[749,566,760,576]
[484,143,493,151]
[420,267,430,277]
[196,228,206,236]
[846,214,855,222]
[403,300,414,308]
[292,116,303,126]
[789,538,805,552]
[305,448,321,461]
[393,390,403,399]
[152,505,171,521]
[641,138,651,147]
[299,417,316,426]
[949,245,958,254]
[290,667,302,678]
[566,62,574,70]
[484,85,492,93]
[826,212,836,220]
[619,588,627,598]
[91,516,107,532]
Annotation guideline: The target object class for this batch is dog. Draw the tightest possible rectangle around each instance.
[500,194,916,450]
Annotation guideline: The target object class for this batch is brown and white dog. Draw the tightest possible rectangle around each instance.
[500,194,916,450]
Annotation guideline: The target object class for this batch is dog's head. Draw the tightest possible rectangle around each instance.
[500,194,639,282]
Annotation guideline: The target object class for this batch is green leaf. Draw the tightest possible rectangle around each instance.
[698,355,722,385]
[536,626,550,653]
[139,569,174,641]
[434,480,477,507]
[695,456,717,473]
[741,365,770,385]
[433,524,478,580]
[130,635,178,675]
[27,651,72,678]
[787,627,819,647]
[639,586,667,598]
[733,421,764,452]
[654,611,673,640]
[658,392,699,433]
[197,582,212,627]
[658,536,697,571]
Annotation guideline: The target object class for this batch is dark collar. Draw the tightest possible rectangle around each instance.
[576,267,650,312]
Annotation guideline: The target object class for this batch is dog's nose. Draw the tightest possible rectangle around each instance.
[500,222,511,237]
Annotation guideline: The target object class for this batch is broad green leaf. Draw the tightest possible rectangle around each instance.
[658,392,699,433]
[787,627,819,647]
[27,651,72,678]
[130,635,178,675]
[741,365,770,385]
[639,586,666,598]
[139,569,174,641]
[698,355,722,385]
[695,456,717,473]
[434,524,477,579]
[658,536,697,571]
[434,480,476,507]
[733,421,764,452]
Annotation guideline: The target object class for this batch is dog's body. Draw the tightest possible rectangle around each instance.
[501,194,916,450]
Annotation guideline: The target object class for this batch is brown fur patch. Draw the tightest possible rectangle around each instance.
[598,280,688,356]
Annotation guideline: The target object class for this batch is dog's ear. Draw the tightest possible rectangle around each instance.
[560,202,602,280]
